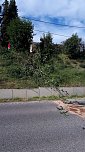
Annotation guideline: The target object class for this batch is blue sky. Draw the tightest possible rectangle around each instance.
[1,0,85,43]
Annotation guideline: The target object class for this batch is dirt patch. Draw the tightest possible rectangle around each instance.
[54,100,85,118]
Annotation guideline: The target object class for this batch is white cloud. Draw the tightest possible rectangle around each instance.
[16,0,85,43]
[15,0,85,19]
[1,0,85,43]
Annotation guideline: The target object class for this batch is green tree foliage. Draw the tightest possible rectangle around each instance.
[40,33,53,63]
[8,0,18,21]
[7,18,34,52]
[1,0,9,46]
[64,33,82,59]
[1,0,18,47]
[53,43,63,55]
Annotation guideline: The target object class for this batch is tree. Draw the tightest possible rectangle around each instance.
[53,43,63,55]
[64,33,82,59]
[7,18,34,52]
[1,0,18,47]
[79,41,85,58]
[40,33,53,63]
[0,6,2,13]
[8,0,18,21]
[1,0,9,46]
[0,6,2,32]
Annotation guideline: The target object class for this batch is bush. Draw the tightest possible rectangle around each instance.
[8,65,26,78]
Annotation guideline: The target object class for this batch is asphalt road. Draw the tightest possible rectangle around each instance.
[0,101,85,152]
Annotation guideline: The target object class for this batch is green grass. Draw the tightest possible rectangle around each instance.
[0,95,85,103]
[0,96,59,103]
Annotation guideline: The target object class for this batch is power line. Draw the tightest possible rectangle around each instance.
[21,16,85,29]
[20,16,70,38]
[34,29,70,38]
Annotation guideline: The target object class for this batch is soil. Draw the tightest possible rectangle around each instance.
[54,100,85,118]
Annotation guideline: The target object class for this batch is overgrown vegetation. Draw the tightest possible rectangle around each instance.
[0,44,85,88]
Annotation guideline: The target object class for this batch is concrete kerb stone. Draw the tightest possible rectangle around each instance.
[0,87,85,99]
[0,89,12,99]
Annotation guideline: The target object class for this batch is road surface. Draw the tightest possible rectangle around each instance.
[0,101,85,152]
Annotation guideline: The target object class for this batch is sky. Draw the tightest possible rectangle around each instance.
[1,0,85,43]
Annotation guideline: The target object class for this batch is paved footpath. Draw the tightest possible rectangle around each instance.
[0,101,85,152]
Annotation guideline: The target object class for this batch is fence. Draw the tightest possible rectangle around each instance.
[0,87,85,99]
